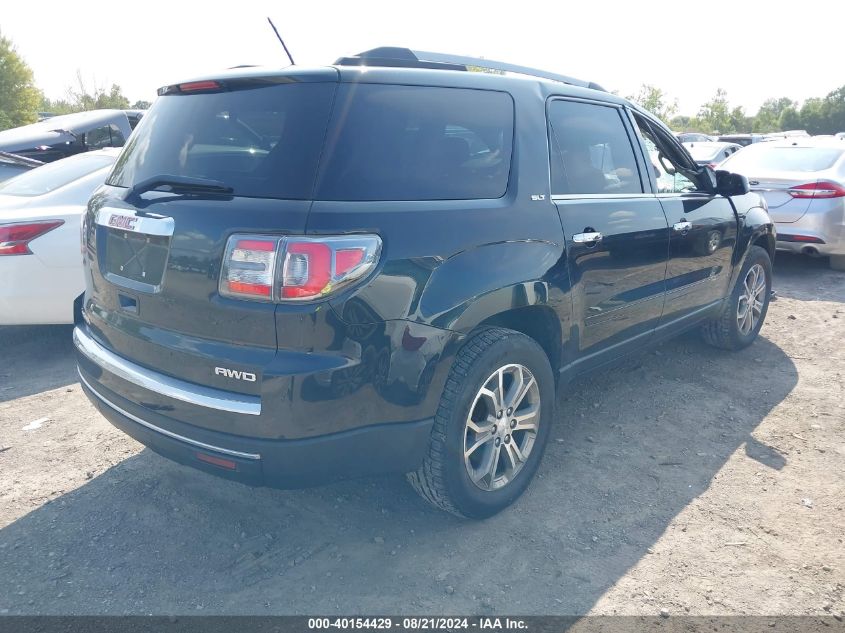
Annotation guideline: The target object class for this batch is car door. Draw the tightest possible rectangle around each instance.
[629,111,737,333]
[548,98,670,371]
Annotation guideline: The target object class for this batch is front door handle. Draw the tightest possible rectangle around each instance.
[673,221,693,233]
[572,231,603,244]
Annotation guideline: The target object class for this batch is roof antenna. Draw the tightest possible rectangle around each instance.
[267,17,295,66]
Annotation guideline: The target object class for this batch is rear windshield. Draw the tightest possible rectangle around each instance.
[107,82,336,199]
[107,82,514,202]
[0,152,113,197]
[722,146,844,173]
[315,84,514,201]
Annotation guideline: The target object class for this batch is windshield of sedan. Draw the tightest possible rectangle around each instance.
[722,146,844,173]
[0,153,114,197]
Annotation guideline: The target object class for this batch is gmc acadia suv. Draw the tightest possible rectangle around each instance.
[74,48,775,518]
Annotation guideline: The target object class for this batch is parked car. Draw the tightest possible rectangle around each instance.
[0,110,131,163]
[682,141,742,168]
[677,132,716,143]
[0,149,119,325]
[74,48,774,518]
[765,130,810,140]
[717,133,766,147]
[123,109,147,130]
[720,138,845,270]
[0,151,42,183]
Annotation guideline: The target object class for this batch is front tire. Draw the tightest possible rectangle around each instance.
[407,328,554,519]
[701,245,772,350]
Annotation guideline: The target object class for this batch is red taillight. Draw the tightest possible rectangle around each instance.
[0,220,64,256]
[178,80,221,92]
[282,241,332,299]
[219,234,381,302]
[787,181,845,199]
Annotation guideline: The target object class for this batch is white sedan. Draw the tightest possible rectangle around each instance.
[0,149,118,325]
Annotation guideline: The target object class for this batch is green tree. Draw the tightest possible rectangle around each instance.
[778,106,802,131]
[40,72,132,116]
[697,88,733,134]
[0,32,41,130]
[131,100,152,110]
[66,73,130,111]
[627,84,678,122]
[821,85,845,133]
[752,97,796,132]
[799,98,826,135]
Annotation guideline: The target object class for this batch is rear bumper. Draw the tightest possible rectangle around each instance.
[774,205,845,256]
[0,256,81,325]
[78,365,434,488]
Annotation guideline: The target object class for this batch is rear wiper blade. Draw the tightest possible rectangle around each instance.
[127,174,234,199]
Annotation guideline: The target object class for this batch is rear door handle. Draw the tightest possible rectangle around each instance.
[572,231,603,244]
[673,221,692,232]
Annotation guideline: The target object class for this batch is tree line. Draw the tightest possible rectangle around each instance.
[627,84,845,136]
[0,32,150,131]
[1,30,843,135]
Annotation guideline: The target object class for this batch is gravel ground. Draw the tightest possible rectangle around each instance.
[0,253,842,616]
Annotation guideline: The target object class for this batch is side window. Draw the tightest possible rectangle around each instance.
[109,124,126,147]
[632,115,700,194]
[548,100,642,195]
[86,125,112,150]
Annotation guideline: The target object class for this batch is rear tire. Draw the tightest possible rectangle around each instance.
[830,255,845,271]
[701,245,772,350]
[407,328,554,519]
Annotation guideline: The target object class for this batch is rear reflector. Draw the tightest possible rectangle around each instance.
[220,234,381,302]
[0,220,64,256]
[788,181,845,199]
[195,452,237,470]
[778,234,825,244]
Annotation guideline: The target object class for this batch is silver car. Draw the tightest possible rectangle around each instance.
[720,139,845,270]
[682,141,742,168]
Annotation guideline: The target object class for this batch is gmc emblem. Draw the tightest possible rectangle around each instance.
[214,366,257,382]
[108,214,138,231]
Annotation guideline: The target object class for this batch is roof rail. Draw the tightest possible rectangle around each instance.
[334,47,606,92]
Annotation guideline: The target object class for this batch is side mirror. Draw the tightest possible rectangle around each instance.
[714,170,750,197]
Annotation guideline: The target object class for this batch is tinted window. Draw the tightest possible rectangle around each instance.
[315,84,513,201]
[721,146,844,173]
[108,83,337,199]
[109,124,126,147]
[548,100,642,195]
[0,153,113,197]
[86,125,112,150]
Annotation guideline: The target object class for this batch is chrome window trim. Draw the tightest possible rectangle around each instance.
[78,370,261,460]
[73,327,261,416]
[551,193,658,201]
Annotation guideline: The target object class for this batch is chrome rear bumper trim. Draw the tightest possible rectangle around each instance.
[78,370,261,460]
[73,327,261,416]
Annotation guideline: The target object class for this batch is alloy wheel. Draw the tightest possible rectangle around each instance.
[737,263,767,335]
[463,364,540,491]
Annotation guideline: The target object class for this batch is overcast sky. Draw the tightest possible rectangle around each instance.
[3,0,843,116]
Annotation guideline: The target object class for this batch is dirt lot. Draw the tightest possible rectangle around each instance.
[0,253,843,616]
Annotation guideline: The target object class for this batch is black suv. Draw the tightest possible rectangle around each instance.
[75,48,775,518]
